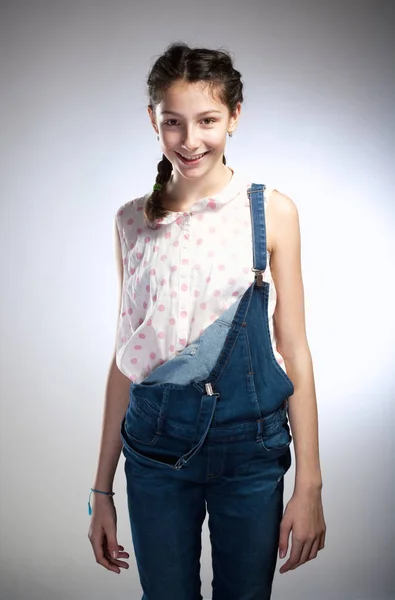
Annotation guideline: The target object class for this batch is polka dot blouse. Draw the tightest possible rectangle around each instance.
[115,168,286,383]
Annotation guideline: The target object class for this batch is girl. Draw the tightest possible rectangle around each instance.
[88,42,326,600]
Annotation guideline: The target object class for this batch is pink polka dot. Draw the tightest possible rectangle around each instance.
[169,317,176,326]
[150,352,156,360]
[200,302,207,310]
[173,240,179,247]
[169,344,175,352]
[197,214,204,221]
[150,268,156,275]
[146,365,152,372]
[165,231,171,239]
[160,279,166,286]
[157,217,164,223]
[184,234,189,240]
[192,317,195,323]
[134,345,142,350]
[194,264,201,271]
[137,206,143,212]
[128,308,133,315]
[153,245,159,252]
[159,359,165,365]
[194,290,200,297]
[181,284,188,291]
[158,304,165,311]
[146,285,150,293]
[176,216,183,226]
[144,236,151,243]
[158,331,165,339]
[138,318,143,325]
[208,199,216,209]
[182,258,189,265]
[171,265,177,272]
[131,358,138,364]
[214,289,221,296]
[153,294,157,302]
[196,238,203,245]
[143,302,148,310]
[243,267,249,274]
[123,257,127,265]
[136,252,143,259]
[170,291,177,298]
[130,267,136,275]
[181,310,187,318]
[136,277,140,285]
[127,218,134,225]
[143,260,148,267]
[147,318,152,326]
[232,291,239,297]
[228,278,236,285]
[130,242,135,249]
[137,228,143,235]
[218,264,225,271]
[209,227,216,234]
[122,311,126,317]
[206,276,211,283]
[138,333,146,339]
[208,250,215,258]
[220,239,226,246]
[161,254,167,261]
[118,209,124,216]
[210,314,216,322]
[179,338,187,345]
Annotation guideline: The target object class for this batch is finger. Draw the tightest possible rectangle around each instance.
[279,539,303,574]
[319,528,326,550]
[297,540,314,566]
[91,537,121,573]
[278,521,292,559]
[103,547,129,570]
[307,538,321,561]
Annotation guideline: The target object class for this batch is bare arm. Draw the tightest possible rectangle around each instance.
[269,190,325,573]
[93,218,131,492]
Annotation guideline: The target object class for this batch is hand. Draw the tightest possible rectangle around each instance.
[88,494,130,574]
[278,486,326,573]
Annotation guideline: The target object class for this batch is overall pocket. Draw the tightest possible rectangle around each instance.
[124,386,163,446]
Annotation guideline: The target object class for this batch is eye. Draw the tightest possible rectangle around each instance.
[163,118,217,127]
[202,118,216,125]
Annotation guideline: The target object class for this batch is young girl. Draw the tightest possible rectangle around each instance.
[88,42,326,600]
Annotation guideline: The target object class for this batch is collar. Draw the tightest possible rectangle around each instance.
[145,168,248,226]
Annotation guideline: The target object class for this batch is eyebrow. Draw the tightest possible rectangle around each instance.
[161,110,223,117]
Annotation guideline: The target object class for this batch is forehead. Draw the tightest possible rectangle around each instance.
[157,80,226,115]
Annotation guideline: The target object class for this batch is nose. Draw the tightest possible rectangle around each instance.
[180,125,200,152]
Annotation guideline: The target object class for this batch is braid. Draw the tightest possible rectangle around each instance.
[144,155,173,227]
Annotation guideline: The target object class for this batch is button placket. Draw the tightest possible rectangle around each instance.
[176,212,192,352]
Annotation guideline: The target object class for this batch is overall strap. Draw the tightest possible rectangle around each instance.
[247,183,267,286]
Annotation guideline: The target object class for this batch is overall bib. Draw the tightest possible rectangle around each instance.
[120,184,295,600]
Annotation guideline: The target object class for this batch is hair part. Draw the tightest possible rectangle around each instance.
[144,42,244,226]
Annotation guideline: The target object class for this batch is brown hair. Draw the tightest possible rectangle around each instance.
[144,42,244,226]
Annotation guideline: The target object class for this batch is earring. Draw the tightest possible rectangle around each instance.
[157,135,159,141]
[228,131,233,138]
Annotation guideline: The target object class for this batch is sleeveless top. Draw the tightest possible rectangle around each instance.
[115,168,287,383]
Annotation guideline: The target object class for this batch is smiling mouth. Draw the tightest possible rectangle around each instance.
[176,151,210,162]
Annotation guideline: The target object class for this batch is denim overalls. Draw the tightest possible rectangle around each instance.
[120,183,295,600]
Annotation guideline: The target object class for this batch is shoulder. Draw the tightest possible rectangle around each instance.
[115,193,148,226]
[265,188,300,252]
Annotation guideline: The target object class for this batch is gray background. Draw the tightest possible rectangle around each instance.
[1,0,394,599]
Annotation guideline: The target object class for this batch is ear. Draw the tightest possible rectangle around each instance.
[229,102,242,132]
[147,106,159,135]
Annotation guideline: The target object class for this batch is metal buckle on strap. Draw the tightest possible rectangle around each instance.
[205,382,220,397]
[251,267,264,287]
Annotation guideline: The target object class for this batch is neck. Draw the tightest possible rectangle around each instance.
[162,163,233,213]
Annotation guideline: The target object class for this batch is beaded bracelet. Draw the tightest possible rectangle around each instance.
[88,488,115,516]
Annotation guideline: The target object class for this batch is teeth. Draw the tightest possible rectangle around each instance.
[180,152,206,160]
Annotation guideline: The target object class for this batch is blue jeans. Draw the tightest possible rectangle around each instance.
[120,184,294,599]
